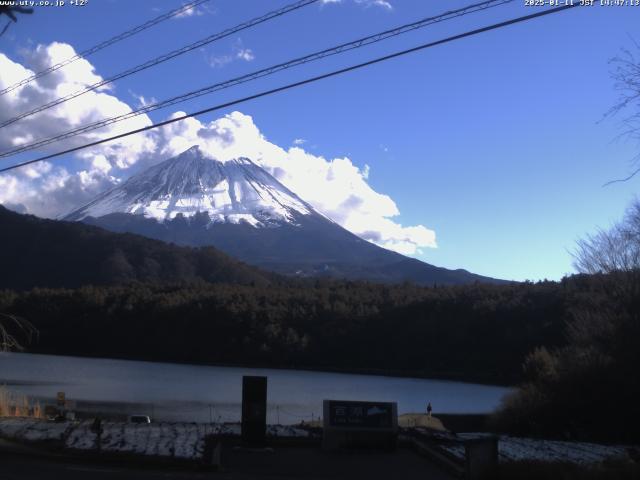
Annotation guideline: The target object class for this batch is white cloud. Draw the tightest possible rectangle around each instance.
[129,91,157,109]
[236,48,255,62]
[0,42,433,256]
[155,111,436,254]
[175,6,200,18]
[322,0,393,9]
[203,38,255,69]
[292,138,306,146]
[0,160,116,218]
[0,42,158,216]
[174,2,214,18]
[358,0,393,10]
[205,52,233,69]
[0,42,156,164]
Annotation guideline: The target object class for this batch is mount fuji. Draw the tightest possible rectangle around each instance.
[66,146,500,285]
[66,146,314,227]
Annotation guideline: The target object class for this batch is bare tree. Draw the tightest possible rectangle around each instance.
[609,44,640,132]
[573,199,640,274]
[605,43,640,184]
[0,314,36,352]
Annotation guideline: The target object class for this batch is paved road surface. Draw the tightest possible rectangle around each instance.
[1,446,455,479]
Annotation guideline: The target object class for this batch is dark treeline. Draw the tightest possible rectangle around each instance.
[491,270,640,443]
[0,206,276,290]
[4,206,639,441]
[0,276,589,385]
[3,270,638,442]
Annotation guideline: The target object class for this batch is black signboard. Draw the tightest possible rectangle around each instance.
[327,400,393,428]
[241,376,267,445]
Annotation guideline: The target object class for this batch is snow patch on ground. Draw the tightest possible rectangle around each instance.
[267,425,309,437]
[437,433,634,465]
[0,418,71,442]
[0,418,312,461]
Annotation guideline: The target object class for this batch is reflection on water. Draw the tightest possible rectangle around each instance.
[0,352,510,424]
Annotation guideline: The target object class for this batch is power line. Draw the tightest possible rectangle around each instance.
[0,0,319,129]
[0,20,10,38]
[0,4,579,175]
[0,0,213,96]
[0,0,515,159]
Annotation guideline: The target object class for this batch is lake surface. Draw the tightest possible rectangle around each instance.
[0,352,510,424]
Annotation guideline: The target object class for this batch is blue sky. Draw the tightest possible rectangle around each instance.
[1,0,639,281]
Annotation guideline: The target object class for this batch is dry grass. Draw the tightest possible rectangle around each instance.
[0,386,44,419]
[398,414,446,431]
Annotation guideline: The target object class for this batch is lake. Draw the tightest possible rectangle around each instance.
[0,352,510,424]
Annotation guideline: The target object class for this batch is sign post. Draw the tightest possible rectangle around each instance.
[322,400,398,451]
[56,391,66,417]
[241,376,267,446]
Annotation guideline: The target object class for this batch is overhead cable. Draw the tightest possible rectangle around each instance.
[0,4,579,174]
[0,0,514,159]
[0,0,320,129]
[0,0,214,96]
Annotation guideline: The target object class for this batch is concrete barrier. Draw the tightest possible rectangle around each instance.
[465,436,498,479]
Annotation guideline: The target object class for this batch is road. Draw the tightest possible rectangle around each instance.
[0,452,214,480]
[0,446,455,480]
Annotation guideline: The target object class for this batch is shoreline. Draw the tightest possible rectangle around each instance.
[0,394,500,428]
[8,350,516,388]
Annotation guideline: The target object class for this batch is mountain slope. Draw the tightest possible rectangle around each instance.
[66,146,502,286]
[0,205,274,290]
[66,145,313,227]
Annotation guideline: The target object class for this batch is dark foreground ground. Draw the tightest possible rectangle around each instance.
[0,446,455,480]
[437,414,490,433]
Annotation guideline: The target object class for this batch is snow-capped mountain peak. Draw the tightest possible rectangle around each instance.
[65,145,314,227]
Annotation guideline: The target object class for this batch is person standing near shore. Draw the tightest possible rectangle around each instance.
[426,402,432,418]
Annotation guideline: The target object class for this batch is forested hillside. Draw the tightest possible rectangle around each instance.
[3,204,638,442]
[0,276,594,385]
[0,206,274,289]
